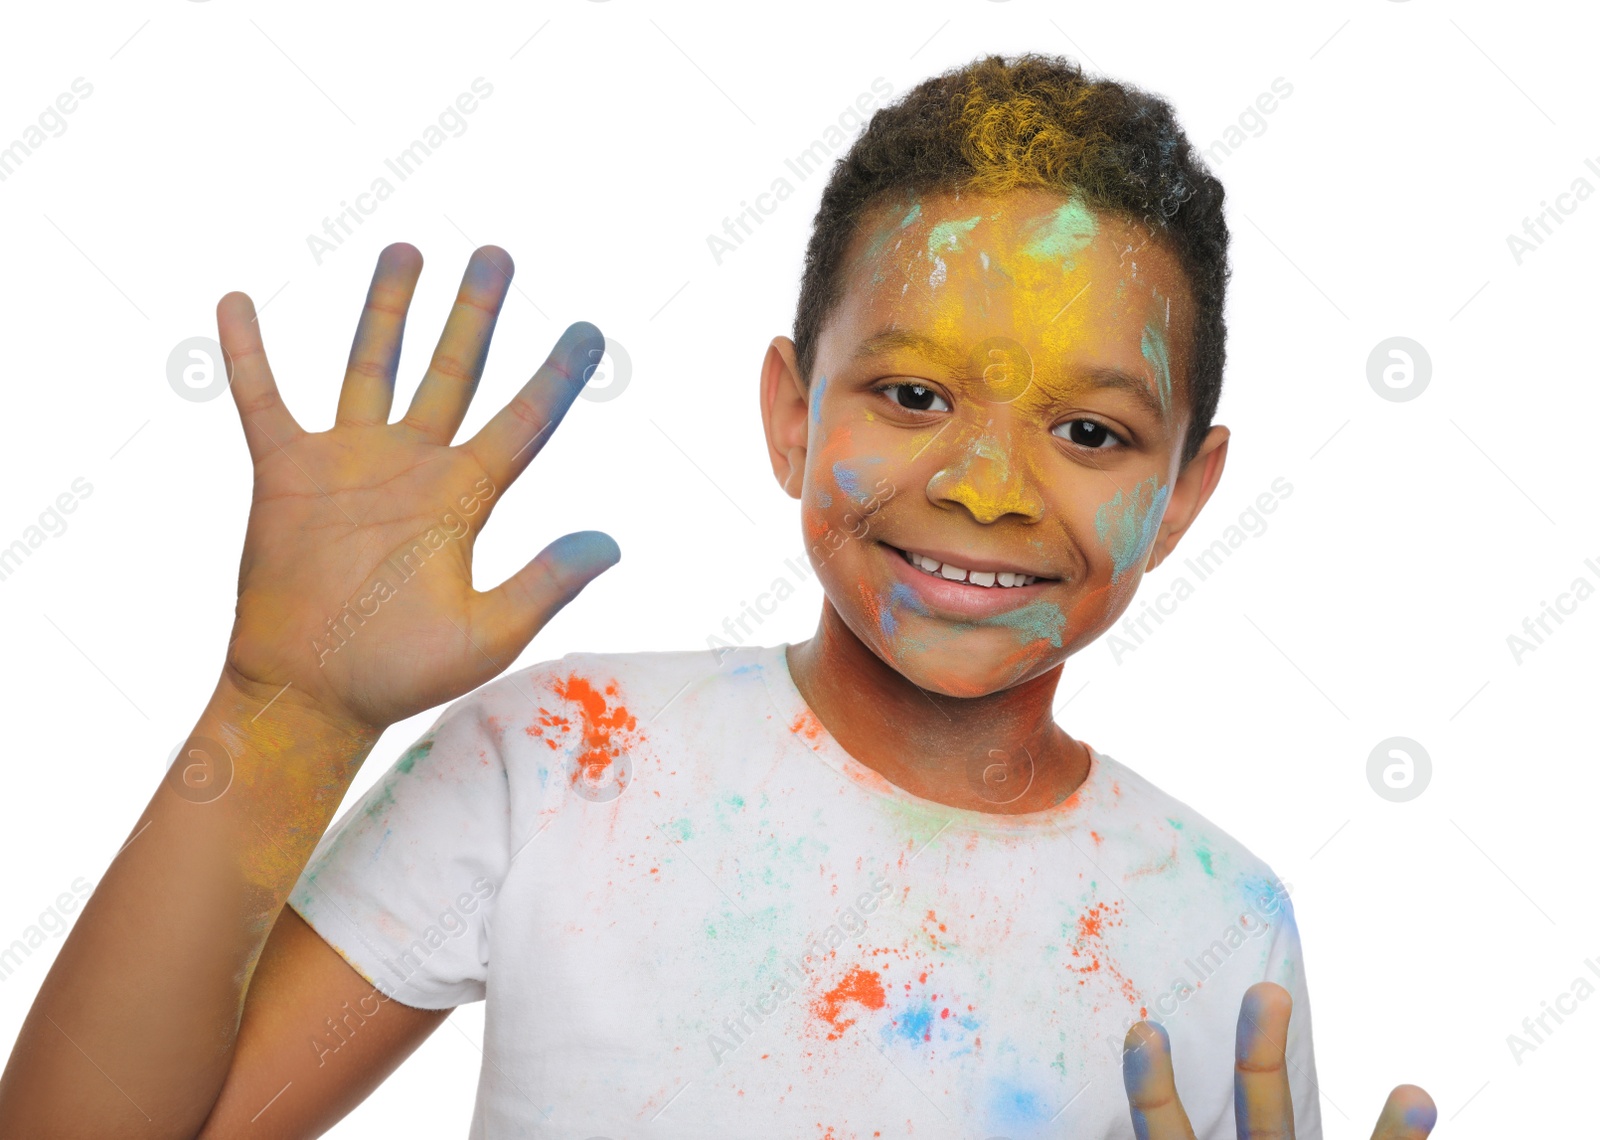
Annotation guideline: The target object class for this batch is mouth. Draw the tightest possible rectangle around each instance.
[887,543,1058,589]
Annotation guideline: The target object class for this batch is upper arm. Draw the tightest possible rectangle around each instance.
[197,906,452,1138]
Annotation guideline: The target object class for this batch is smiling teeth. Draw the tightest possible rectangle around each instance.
[903,549,1038,587]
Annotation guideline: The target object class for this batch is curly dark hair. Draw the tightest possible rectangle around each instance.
[792,53,1229,465]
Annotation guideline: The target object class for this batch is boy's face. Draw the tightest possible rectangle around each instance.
[774,187,1210,699]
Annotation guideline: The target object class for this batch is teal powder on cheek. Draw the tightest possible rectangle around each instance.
[811,373,827,423]
[1023,195,1098,266]
[1141,325,1172,416]
[972,600,1068,647]
[1094,476,1171,583]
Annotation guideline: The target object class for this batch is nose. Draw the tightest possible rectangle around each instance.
[926,425,1045,524]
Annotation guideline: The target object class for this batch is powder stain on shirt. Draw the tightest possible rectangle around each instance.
[394,737,433,774]
[813,966,886,1039]
[790,709,825,744]
[538,673,643,790]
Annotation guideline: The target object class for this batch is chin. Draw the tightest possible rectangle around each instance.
[858,612,1064,700]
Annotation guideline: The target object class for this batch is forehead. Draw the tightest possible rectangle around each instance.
[829,187,1194,395]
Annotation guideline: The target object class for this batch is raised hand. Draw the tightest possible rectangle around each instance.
[216,242,618,732]
[1122,982,1436,1140]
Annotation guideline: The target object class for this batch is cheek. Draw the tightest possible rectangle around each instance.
[1092,476,1170,583]
[807,422,881,507]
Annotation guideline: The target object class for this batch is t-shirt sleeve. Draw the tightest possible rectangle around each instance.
[1262,886,1323,1140]
[286,678,521,1010]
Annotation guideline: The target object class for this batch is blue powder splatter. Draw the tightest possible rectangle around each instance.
[887,1000,936,1045]
[811,373,827,423]
[987,1079,1053,1128]
[877,596,900,641]
[888,581,928,617]
[831,456,885,504]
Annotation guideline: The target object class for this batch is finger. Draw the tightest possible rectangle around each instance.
[1235,982,1295,1140]
[398,245,515,445]
[461,320,607,492]
[336,242,424,427]
[1369,1084,1436,1140]
[1123,1021,1197,1140]
[216,290,305,465]
[470,530,621,666]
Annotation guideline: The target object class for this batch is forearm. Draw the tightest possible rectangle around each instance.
[0,673,381,1138]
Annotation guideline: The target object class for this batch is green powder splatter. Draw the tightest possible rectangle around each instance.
[927,214,983,256]
[1024,195,1098,265]
[395,737,434,775]
[1142,323,1173,417]
[1196,847,1214,877]
[859,198,925,274]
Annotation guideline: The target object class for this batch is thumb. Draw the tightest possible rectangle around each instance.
[471,530,621,664]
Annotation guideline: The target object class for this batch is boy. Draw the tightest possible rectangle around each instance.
[0,54,1434,1138]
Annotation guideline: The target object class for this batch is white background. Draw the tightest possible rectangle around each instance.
[1,0,1594,1135]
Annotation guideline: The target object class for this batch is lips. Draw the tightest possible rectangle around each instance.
[879,542,1057,619]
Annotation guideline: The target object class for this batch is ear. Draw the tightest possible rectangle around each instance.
[1146,425,1229,573]
[760,335,810,500]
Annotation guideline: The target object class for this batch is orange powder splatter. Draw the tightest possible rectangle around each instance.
[790,709,825,743]
[534,674,642,786]
[1077,903,1108,940]
[1067,899,1142,1009]
[813,966,886,1040]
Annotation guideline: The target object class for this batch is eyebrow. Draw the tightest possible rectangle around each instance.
[852,330,968,374]
[852,329,1170,422]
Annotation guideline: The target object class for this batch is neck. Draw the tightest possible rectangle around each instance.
[785,600,1090,814]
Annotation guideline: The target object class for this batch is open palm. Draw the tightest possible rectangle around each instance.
[216,243,617,731]
[1123,982,1436,1140]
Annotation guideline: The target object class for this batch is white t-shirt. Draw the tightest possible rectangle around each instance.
[289,643,1321,1139]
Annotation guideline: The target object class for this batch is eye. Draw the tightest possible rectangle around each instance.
[1051,419,1125,449]
[880,383,950,413]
